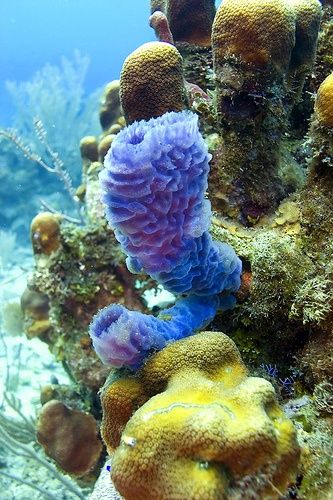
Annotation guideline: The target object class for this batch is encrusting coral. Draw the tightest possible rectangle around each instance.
[210,0,321,222]
[314,71,333,127]
[288,0,323,95]
[212,0,296,73]
[101,332,300,500]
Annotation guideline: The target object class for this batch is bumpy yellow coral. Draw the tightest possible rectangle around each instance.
[101,332,300,499]
[120,41,185,124]
[212,0,296,73]
[101,376,149,450]
[98,134,116,162]
[314,73,333,128]
[151,0,216,47]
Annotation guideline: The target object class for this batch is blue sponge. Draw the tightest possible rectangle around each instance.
[100,110,241,296]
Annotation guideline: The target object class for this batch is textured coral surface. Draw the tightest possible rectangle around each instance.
[314,72,333,127]
[120,41,185,124]
[212,0,296,72]
[103,333,299,499]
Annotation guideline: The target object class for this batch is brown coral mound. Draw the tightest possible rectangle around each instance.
[151,0,216,47]
[120,41,185,124]
[289,0,322,72]
[36,399,103,476]
[212,0,296,73]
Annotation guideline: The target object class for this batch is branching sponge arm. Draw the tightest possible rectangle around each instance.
[89,295,234,369]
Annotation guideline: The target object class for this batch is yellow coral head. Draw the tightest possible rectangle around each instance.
[102,332,300,499]
[314,73,333,128]
[212,0,296,73]
[120,41,185,124]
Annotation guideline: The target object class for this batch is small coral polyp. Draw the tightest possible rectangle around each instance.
[102,333,300,500]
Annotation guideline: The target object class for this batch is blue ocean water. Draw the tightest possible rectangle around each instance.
[0,0,154,125]
[1,0,223,124]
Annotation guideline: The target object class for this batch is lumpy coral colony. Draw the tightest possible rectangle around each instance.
[20,0,333,497]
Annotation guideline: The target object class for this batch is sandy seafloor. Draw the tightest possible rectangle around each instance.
[0,246,91,499]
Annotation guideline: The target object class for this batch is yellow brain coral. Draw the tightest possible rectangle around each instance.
[101,332,300,499]
[120,41,185,124]
[314,73,333,128]
[212,0,296,73]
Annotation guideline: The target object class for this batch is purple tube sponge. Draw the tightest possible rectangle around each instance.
[100,110,241,296]
[89,294,234,369]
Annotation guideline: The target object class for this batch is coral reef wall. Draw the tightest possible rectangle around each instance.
[18,0,333,498]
